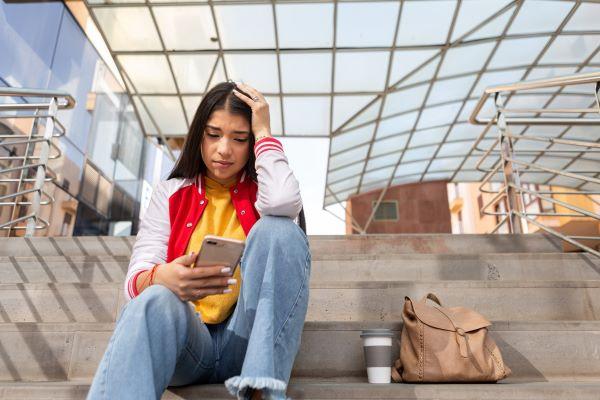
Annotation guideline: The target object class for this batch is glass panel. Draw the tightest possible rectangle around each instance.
[505,94,553,112]
[458,97,496,122]
[366,152,401,171]
[329,176,360,193]
[447,122,484,141]
[438,42,495,78]
[208,56,227,89]
[562,126,597,141]
[451,0,513,41]
[376,111,418,139]
[402,144,438,162]
[548,175,582,187]
[488,37,550,69]
[371,134,409,157]
[361,167,394,186]
[416,102,462,130]
[453,170,485,181]
[425,154,458,173]
[343,97,382,131]
[471,68,528,96]
[569,159,600,171]
[395,160,429,177]
[214,5,275,49]
[526,66,576,81]
[390,50,439,86]
[409,126,448,147]
[334,51,389,92]
[520,172,556,184]
[393,174,421,185]
[333,95,377,131]
[396,58,440,88]
[382,84,429,118]
[337,2,399,47]
[548,94,595,111]
[132,96,155,134]
[330,124,375,154]
[427,75,477,105]
[424,171,453,180]
[225,53,279,93]
[464,5,513,41]
[396,1,456,45]
[93,7,162,51]
[280,52,332,93]
[153,6,217,50]
[118,55,176,93]
[265,95,283,136]
[329,144,369,170]
[361,180,387,193]
[508,0,573,35]
[170,54,217,93]
[327,162,364,183]
[565,3,600,31]
[535,156,572,170]
[276,3,333,48]
[182,96,202,123]
[540,35,600,64]
[141,96,187,135]
[437,142,470,157]
[330,187,358,202]
[283,96,329,136]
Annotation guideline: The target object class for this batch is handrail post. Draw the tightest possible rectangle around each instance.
[25,97,57,237]
[495,92,524,234]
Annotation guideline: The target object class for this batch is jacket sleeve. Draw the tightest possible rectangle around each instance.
[253,137,303,219]
[123,180,171,302]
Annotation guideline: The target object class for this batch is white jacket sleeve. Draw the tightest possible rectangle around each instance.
[253,137,303,219]
[123,180,171,301]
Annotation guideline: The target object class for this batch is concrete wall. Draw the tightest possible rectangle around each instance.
[345,180,452,234]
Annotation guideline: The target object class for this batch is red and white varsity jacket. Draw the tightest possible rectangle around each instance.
[124,137,303,301]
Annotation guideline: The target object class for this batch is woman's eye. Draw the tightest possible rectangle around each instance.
[207,133,219,138]
[235,138,249,143]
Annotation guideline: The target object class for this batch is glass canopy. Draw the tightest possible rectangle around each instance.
[84,0,600,207]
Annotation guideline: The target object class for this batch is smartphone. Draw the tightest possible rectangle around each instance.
[192,235,245,275]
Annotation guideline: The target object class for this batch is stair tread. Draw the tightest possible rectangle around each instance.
[2,379,600,399]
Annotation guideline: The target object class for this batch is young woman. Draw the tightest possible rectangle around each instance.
[87,81,311,400]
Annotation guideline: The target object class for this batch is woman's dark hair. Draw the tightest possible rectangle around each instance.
[167,81,306,233]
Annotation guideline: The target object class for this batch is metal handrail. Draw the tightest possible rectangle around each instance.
[0,88,74,236]
[470,71,600,257]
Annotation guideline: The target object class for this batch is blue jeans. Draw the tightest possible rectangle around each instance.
[87,216,311,400]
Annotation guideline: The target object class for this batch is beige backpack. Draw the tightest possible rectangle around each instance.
[392,293,511,383]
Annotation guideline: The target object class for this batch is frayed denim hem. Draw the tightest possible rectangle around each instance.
[224,375,290,400]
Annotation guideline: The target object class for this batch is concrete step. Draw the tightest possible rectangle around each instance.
[2,379,600,400]
[1,281,599,323]
[0,233,563,258]
[3,252,598,285]
[0,321,597,383]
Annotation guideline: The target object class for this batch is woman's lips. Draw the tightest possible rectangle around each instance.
[213,161,233,169]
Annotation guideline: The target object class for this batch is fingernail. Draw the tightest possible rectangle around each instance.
[223,288,232,293]
[227,279,237,285]
[221,267,231,273]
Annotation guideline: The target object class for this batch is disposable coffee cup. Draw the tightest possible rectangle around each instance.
[360,329,394,384]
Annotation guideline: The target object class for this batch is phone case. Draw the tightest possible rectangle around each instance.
[193,235,245,272]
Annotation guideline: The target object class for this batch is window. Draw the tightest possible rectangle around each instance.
[372,200,398,221]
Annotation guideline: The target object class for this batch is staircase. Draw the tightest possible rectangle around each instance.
[0,234,599,399]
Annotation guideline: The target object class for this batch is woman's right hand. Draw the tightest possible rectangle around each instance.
[153,252,236,302]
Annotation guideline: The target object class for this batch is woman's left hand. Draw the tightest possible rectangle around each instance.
[232,82,272,138]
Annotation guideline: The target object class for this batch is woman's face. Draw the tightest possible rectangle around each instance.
[201,109,251,184]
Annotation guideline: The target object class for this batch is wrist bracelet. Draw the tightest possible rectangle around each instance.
[255,134,271,142]
[149,263,160,286]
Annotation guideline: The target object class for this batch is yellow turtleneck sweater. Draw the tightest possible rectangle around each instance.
[184,175,246,324]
